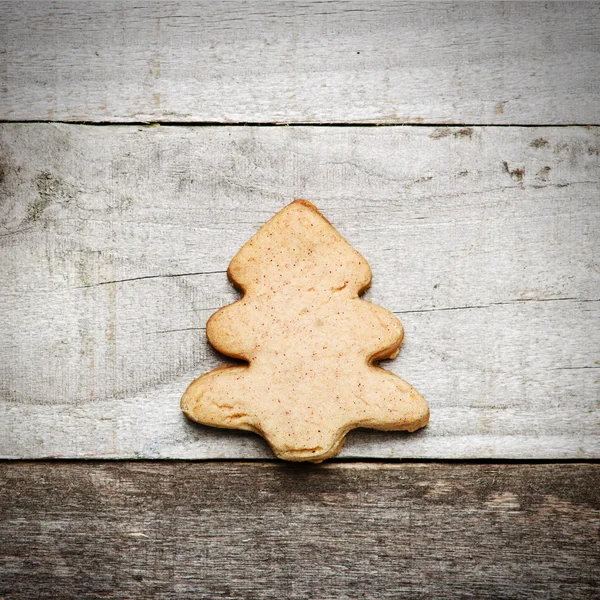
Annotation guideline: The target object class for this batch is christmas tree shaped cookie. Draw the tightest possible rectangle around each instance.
[181,200,429,462]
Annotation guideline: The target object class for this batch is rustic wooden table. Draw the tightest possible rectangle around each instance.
[1,2,599,598]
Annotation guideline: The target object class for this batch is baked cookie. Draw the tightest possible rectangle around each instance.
[181,200,429,462]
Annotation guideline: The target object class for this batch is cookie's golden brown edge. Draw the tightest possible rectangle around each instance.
[181,199,429,462]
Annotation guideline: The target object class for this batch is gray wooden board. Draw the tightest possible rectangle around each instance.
[1,1,599,124]
[0,123,599,459]
[0,462,598,599]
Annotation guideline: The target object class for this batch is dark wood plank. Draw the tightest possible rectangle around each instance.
[0,462,598,599]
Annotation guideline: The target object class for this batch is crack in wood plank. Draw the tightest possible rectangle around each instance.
[75,270,227,289]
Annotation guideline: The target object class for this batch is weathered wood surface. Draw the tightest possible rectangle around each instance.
[0,462,598,599]
[1,1,599,124]
[1,123,598,459]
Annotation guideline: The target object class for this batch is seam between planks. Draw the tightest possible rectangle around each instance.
[0,121,598,128]
[0,459,598,465]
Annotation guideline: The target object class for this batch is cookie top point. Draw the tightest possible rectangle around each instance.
[290,198,318,211]
[228,200,371,295]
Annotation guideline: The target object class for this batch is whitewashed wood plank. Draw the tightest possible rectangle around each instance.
[0,123,598,458]
[0,1,598,124]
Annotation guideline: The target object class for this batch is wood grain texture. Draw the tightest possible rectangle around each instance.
[1,1,599,124]
[1,123,599,459]
[0,462,598,599]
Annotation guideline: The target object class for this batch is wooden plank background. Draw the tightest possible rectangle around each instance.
[0,1,598,124]
[1,462,599,599]
[1,2,599,598]
[1,123,598,459]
